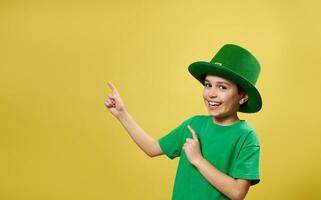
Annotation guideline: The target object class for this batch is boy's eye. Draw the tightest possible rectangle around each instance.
[204,83,212,87]
[218,85,227,90]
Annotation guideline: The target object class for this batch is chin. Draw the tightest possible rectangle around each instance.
[208,110,222,117]
[207,107,228,118]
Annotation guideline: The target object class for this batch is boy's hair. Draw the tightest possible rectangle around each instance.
[237,84,245,94]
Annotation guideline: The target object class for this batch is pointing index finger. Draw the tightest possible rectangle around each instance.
[187,125,198,140]
[107,81,119,95]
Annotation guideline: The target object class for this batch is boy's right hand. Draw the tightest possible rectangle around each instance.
[105,81,126,118]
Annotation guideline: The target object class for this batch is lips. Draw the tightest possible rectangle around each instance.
[207,100,222,109]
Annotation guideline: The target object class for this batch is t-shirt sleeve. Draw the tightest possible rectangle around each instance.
[230,131,260,185]
[158,117,194,159]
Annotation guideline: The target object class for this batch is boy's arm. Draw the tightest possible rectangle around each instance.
[105,81,163,157]
[117,111,164,157]
[185,126,251,200]
[194,158,250,200]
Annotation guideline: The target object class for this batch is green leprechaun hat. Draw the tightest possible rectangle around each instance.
[188,44,262,113]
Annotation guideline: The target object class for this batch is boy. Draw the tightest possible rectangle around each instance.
[105,44,262,200]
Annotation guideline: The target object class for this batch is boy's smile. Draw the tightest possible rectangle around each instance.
[203,74,248,125]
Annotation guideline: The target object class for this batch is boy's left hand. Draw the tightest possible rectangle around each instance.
[183,125,203,165]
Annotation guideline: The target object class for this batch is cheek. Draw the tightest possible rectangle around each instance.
[226,96,240,108]
[202,90,207,98]
[222,93,238,105]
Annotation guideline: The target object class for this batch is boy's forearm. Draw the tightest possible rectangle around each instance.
[193,157,249,200]
[117,111,156,157]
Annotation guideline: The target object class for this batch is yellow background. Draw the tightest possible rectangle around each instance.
[1,0,321,199]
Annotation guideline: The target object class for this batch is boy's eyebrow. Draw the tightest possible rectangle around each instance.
[204,79,231,86]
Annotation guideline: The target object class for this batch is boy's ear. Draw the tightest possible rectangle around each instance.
[239,93,249,105]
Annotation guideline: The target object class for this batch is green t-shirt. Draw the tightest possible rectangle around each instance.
[158,115,260,200]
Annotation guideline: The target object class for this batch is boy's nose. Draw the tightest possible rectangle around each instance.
[208,89,218,98]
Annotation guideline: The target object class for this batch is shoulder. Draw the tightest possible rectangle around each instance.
[178,115,208,124]
[189,114,209,122]
[177,115,209,129]
[244,125,260,146]
[238,121,260,146]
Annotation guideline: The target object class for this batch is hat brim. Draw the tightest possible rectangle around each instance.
[188,61,262,113]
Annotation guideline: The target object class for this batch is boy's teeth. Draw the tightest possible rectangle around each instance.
[209,101,221,106]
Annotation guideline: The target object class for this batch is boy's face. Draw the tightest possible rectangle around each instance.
[203,74,248,122]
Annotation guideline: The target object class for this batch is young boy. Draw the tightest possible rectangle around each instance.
[105,44,262,200]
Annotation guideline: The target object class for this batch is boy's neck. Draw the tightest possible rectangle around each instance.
[212,114,240,126]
